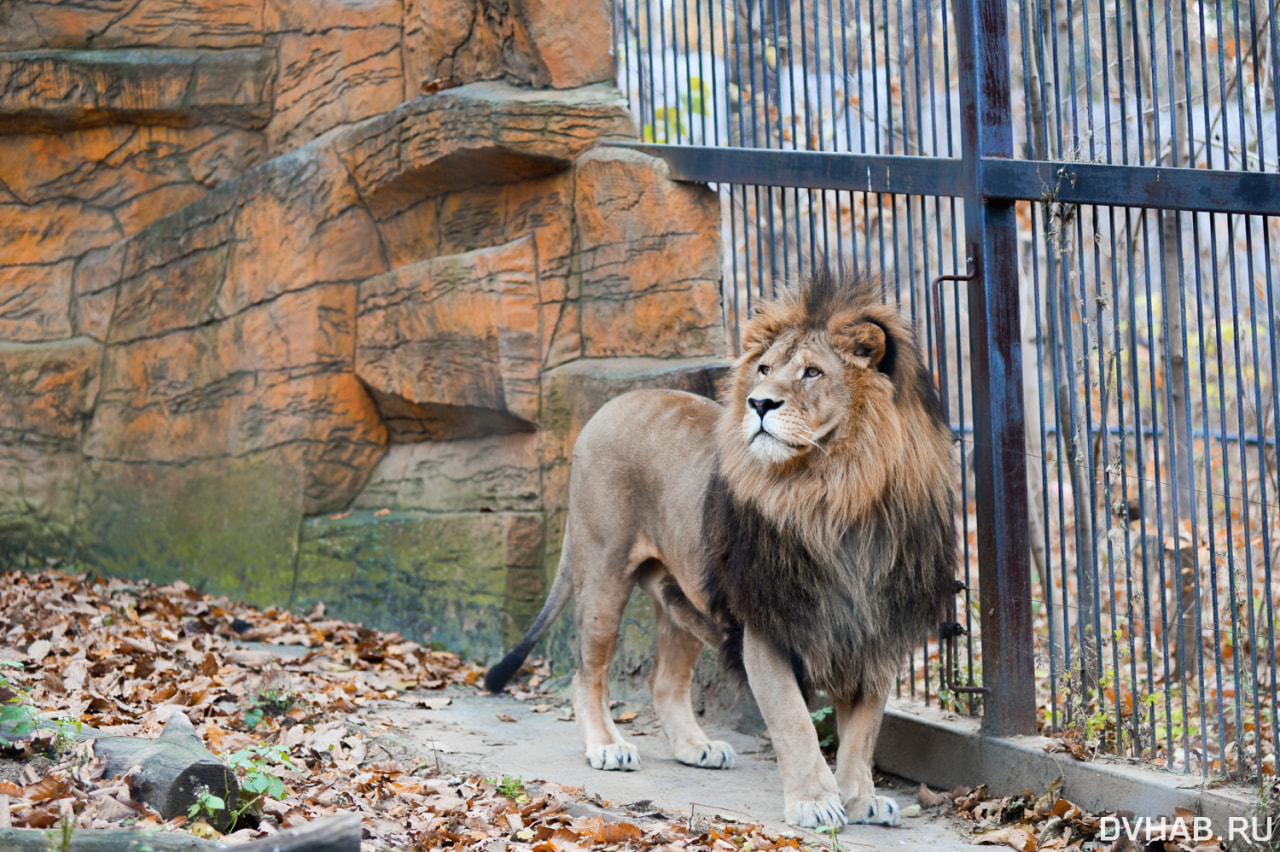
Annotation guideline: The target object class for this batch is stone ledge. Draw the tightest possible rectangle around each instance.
[334,81,635,215]
[876,701,1257,836]
[0,48,274,131]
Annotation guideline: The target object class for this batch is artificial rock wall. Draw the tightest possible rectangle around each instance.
[0,0,727,660]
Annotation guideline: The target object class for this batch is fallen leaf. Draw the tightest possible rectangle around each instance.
[17,807,60,828]
[919,783,948,807]
[421,77,460,95]
[26,639,52,663]
[24,773,70,803]
[496,713,518,723]
[417,697,452,710]
[598,822,644,843]
[974,825,1037,851]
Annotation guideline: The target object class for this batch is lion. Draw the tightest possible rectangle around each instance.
[485,268,958,830]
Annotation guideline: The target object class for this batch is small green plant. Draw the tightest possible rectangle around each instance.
[243,687,295,730]
[810,705,836,751]
[490,774,529,804]
[814,822,843,852]
[0,660,43,742]
[228,742,295,805]
[57,809,75,852]
[50,715,82,754]
[188,786,228,821]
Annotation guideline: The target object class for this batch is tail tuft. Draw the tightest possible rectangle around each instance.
[483,638,535,693]
[483,531,575,693]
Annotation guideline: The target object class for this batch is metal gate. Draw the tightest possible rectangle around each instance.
[611,0,1280,781]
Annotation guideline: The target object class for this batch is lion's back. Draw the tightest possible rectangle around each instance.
[572,389,722,468]
[565,389,724,573]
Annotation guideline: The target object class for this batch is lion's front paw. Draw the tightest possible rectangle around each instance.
[585,743,641,771]
[784,795,847,829]
[674,740,736,769]
[844,794,901,827]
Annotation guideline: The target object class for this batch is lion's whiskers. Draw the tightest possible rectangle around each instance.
[802,433,831,458]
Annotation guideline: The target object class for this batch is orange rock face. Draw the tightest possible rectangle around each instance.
[356,237,541,439]
[0,338,101,554]
[0,0,725,647]
[573,147,725,358]
[401,0,612,92]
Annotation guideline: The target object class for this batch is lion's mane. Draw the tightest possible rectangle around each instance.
[701,268,958,701]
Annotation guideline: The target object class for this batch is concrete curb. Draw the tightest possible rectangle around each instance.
[875,702,1259,835]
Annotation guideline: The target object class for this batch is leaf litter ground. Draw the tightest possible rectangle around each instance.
[0,569,1240,851]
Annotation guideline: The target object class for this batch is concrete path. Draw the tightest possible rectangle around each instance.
[363,688,987,851]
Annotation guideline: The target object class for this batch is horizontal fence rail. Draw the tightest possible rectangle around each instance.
[619,144,1280,214]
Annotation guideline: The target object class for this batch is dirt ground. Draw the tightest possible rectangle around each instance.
[356,686,988,851]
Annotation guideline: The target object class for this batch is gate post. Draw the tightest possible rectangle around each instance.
[953,0,1036,735]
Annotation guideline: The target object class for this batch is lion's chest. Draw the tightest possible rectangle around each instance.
[703,483,940,700]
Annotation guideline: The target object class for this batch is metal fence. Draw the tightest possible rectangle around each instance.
[611,0,1280,782]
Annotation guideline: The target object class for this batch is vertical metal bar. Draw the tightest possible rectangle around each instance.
[1145,200,1180,768]
[954,0,1035,735]
[1258,215,1280,776]
[1238,212,1266,782]
[680,0,691,142]
[658,0,673,142]
[1029,201,1059,731]
[939,1,963,694]
[825,0,844,266]
[645,0,658,139]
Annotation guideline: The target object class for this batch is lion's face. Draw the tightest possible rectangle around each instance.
[735,320,890,466]
[739,332,848,463]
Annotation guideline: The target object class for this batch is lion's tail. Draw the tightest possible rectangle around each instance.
[483,532,575,693]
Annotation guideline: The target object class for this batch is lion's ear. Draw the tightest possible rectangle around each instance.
[831,320,887,369]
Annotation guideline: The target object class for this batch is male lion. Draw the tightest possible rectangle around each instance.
[485,269,957,830]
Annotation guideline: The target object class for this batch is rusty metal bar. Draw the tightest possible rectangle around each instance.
[613,143,966,196]
[612,147,1280,218]
[953,0,1036,735]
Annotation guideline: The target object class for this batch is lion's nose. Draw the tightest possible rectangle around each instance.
[748,396,783,418]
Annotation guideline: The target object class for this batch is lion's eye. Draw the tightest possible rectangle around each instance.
[758,364,771,375]
[803,366,823,379]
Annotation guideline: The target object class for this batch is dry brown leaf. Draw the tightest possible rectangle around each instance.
[26,639,52,663]
[919,783,949,807]
[17,806,60,828]
[23,772,69,803]
[496,713,518,723]
[599,822,644,843]
[974,826,1038,851]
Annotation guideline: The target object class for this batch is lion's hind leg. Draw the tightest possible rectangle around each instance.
[643,571,735,769]
[833,691,900,826]
[571,564,640,771]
